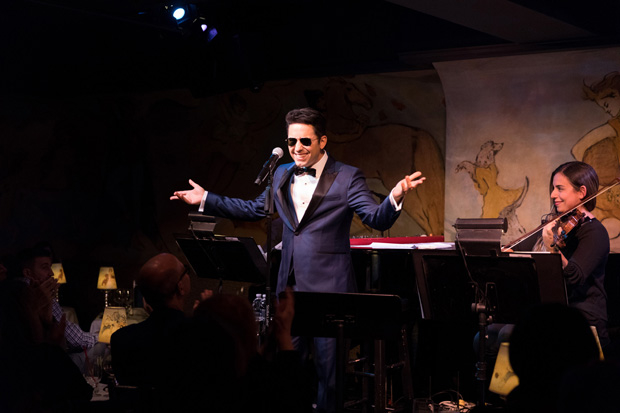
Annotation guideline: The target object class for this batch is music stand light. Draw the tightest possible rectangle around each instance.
[97,267,117,307]
[187,212,216,238]
[454,218,507,256]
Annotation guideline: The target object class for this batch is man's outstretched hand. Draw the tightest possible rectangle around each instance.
[170,179,206,205]
[392,171,426,204]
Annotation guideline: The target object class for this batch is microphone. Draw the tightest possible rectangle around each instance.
[254,147,284,185]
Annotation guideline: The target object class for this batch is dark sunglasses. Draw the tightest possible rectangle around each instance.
[285,137,316,147]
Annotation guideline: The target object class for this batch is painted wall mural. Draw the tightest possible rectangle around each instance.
[303,76,445,236]
[455,140,530,241]
[436,47,620,251]
[0,71,446,271]
[198,72,446,241]
[573,71,620,251]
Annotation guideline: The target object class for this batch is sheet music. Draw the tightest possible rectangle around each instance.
[508,251,553,257]
[414,242,455,250]
[350,241,454,250]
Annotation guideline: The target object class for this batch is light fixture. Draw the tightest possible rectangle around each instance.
[97,267,118,308]
[168,3,197,26]
[167,3,218,41]
[98,307,127,344]
[454,217,507,256]
[191,16,218,42]
[489,342,519,396]
[52,263,66,302]
[172,7,186,20]
[52,263,66,284]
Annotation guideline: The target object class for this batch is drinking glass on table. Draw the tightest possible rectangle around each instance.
[113,289,132,315]
[102,353,116,385]
[86,355,104,397]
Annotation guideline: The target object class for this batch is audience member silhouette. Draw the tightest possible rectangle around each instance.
[8,243,104,373]
[165,288,310,413]
[557,358,620,413]
[506,303,601,413]
[0,257,7,281]
[0,277,93,412]
[110,252,194,387]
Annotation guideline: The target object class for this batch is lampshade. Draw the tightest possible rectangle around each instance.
[489,342,519,396]
[98,306,127,344]
[97,267,117,290]
[51,263,66,284]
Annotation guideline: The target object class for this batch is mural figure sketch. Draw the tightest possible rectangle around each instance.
[207,91,283,243]
[455,140,529,241]
[572,71,620,251]
[306,77,445,236]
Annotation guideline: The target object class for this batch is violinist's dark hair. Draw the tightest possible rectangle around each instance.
[550,161,599,212]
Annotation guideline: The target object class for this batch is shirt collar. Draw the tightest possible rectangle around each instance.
[310,152,328,180]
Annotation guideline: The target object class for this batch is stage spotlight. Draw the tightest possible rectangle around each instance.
[172,7,186,20]
[206,27,218,42]
[166,3,197,25]
[193,16,218,42]
[193,16,208,32]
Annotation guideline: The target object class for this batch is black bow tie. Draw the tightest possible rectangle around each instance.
[294,166,316,177]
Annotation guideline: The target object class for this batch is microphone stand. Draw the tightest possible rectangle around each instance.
[262,164,276,331]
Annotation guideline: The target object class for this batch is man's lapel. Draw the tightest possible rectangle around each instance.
[276,165,298,230]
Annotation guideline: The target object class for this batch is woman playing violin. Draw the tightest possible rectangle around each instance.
[540,161,610,348]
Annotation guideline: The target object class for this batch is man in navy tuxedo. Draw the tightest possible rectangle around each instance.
[171,107,425,412]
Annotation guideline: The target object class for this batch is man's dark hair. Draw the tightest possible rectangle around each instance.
[285,107,327,137]
[8,243,53,279]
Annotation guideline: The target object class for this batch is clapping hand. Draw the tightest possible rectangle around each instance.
[32,277,58,323]
[193,289,214,311]
[260,287,295,355]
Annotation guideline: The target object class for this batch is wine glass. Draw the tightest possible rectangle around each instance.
[86,356,104,398]
[113,289,132,315]
[102,353,116,386]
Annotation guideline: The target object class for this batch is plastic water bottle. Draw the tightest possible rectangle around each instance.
[252,294,266,344]
[252,294,264,324]
[260,294,267,321]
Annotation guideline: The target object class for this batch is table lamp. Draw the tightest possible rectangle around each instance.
[98,306,127,344]
[489,342,519,396]
[51,263,66,302]
[97,267,117,307]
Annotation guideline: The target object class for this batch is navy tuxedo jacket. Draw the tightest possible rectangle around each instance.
[204,156,401,294]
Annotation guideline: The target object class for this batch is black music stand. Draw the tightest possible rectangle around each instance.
[412,249,566,408]
[414,252,557,323]
[174,233,267,285]
[291,292,409,413]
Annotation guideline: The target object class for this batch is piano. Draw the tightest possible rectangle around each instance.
[350,235,448,300]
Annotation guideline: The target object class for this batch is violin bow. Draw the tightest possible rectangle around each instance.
[502,177,620,251]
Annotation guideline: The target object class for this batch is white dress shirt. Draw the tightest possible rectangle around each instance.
[291,152,328,221]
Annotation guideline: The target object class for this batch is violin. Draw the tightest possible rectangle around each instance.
[549,208,586,249]
[502,177,620,251]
